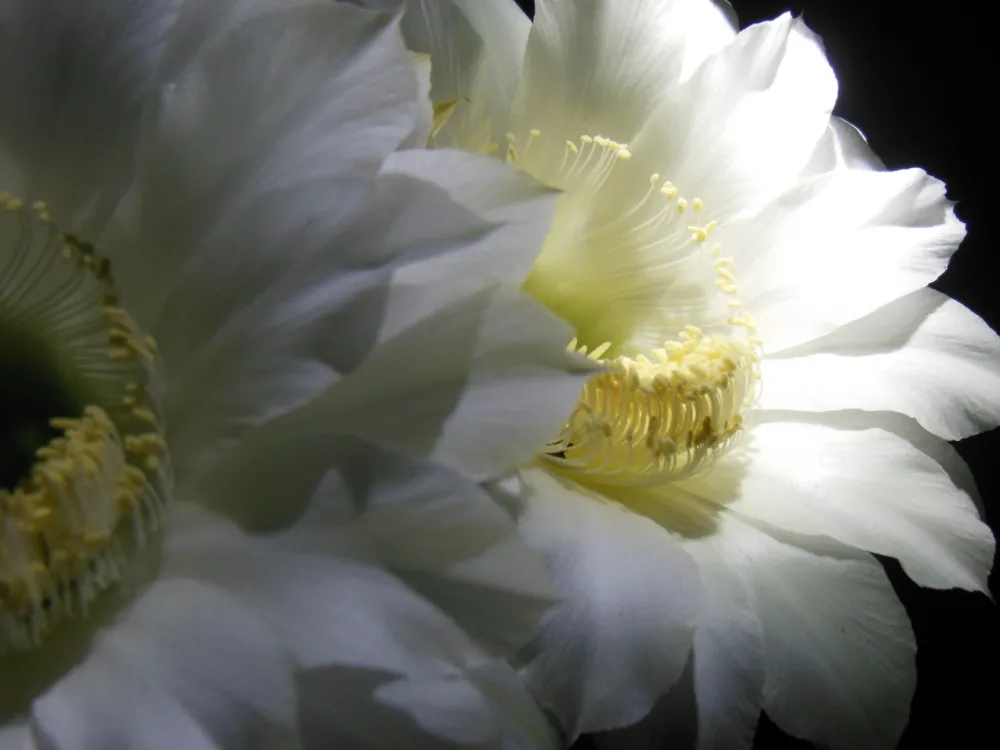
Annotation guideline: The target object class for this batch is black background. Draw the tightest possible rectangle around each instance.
[511,1,998,748]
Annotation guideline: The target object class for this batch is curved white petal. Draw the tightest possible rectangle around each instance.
[514,467,704,740]
[276,282,597,481]
[176,440,557,661]
[512,0,735,148]
[591,535,766,750]
[154,0,335,83]
[31,576,292,750]
[380,0,532,150]
[803,116,885,176]
[32,655,219,750]
[298,661,560,750]
[382,148,560,286]
[630,14,836,219]
[164,482,558,750]
[465,661,562,750]
[375,662,561,750]
[159,151,539,476]
[760,288,1000,440]
[0,0,180,233]
[680,418,994,593]
[0,720,35,750]
[685,542,764,750]
[720,520,916,750]
[718,166,964,352]
[105,2,418,335]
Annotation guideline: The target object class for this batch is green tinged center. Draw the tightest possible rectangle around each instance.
[0,325,81,491]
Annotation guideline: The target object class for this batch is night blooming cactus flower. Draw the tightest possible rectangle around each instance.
[0,1,591,748]
[370,0,1000,748]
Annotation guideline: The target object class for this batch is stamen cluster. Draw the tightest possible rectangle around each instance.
[1,193,169,650]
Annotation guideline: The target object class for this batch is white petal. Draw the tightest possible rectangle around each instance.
[88,577,296,749]
[163,503,472,677]
[514,467,704,740]
[375,663,563,750]
[379,0,532,150]
[513,0,735,147]
[164,502,554,749]
[154,0,336,82]
[630,14,836,218]
[719,167,964,351]
[465,662,562,750]
[29,574,293,750]
[159,162,506,475]
[0,0,179,233]
[32,652,219,750]
[297,661,560,750]
[174,443,556,662]
[760,288,1000,440]
[591,540,764,750]
[383,147,560,286]
[277,282,597,481]
[720,519,915,750]
[681,418,994,593]
[375,675,501,747]
[802,116,885,176]
[0,720,36,750]
[104,2,418,334]
[296,666,450,750]
[685,542,764,750]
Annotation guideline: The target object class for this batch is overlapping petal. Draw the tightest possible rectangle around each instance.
[1,1,590,747]
[243,281,598,483]
[629,14,836,219]
[0,0,180,233]
[718,167,964,352]
[104,3,419,337]
[512,468,703,740]
[735,525,916,750]
[677,416,994,592]
[514,0,735,147]
[760,288,1000,440]
[171,442,563,748]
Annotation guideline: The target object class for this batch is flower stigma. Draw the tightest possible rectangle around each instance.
[0,192,169,651]
[495,129,763,487]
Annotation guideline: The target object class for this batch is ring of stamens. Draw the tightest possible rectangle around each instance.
[1,192,169,650]
[542,326,758,486]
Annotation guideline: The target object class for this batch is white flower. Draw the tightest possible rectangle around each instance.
[0,1,590,747]
[378,1,1000,748]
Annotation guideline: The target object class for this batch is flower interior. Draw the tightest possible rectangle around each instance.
[0,193,169,651]
[497,129,762,487]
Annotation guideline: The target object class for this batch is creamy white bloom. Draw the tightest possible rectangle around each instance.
[376,1,1000,748]
[0,1,590,747]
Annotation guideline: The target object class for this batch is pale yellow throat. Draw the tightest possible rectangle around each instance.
[488,128,763,486]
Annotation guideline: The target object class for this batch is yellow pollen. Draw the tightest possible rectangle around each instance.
[1,192,168,651]
[543,329,759,486]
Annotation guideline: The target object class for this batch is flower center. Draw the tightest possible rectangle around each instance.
[542,327,758,486]
[498,129,762,485]
[0,193,169,651]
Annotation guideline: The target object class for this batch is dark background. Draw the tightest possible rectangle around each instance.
[511,1,998,748]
